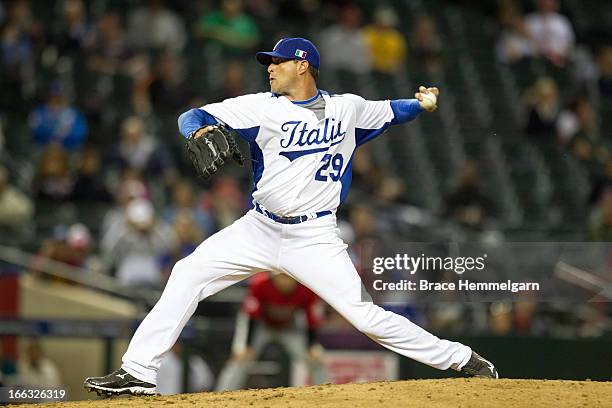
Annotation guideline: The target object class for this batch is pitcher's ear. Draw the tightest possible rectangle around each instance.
[296,60,310,75]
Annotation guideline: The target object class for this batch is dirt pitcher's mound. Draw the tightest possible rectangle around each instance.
[16,378,612,408]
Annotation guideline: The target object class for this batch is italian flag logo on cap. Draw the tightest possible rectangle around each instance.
[295,49,308,59]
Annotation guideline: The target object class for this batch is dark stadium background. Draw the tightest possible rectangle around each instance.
[0,0,610,400]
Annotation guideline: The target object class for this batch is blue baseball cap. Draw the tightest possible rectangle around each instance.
[256,37,320,69]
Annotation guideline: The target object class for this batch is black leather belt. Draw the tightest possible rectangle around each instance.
[255,203,332,224]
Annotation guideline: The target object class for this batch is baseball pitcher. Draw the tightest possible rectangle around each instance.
[85,37,498,396]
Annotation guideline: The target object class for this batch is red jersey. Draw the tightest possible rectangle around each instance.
[242,273,324,329]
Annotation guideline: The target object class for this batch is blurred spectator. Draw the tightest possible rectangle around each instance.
[443,160,493,229]
[523,77,560,143]
[148,51,192,115]
[410,15,444,74]
[558,94,608,174]
[17,341,61,387]
[30,225,71,275]
[2,1,39,40]
[215,272,326,391]
[31,145,74,201]
[350,147,385,199]
[194,0,260,56]
[488,302,513,335]
[78,11,130,122]
[429,303,466,334]
[495,0,537,63]
[85,11,130,75]
[0,164,33,228]
[567,136,596,171]
[157,343,214,394]
[108,116,177,183]
[127,0,186,52]
[28,223,99,277]
[346,203,383,289]
[319,4,371,74]
[64,223,100,270]
[209,177,246,228]
[349,204,380,243]
[525,0,575,66]
[163,178,215,237]
[100,170,150,239]
[125,53,154,115]
[514,298,538,335]
[28,82,88,151]
[589,188,612,241]
[375,176,405,205]
[69,145,112,203]
[212,60,247,101]
[102,198,177,287]
[47,0,92,56]
[161,211,203,280]
[362,6,407,76]
[595,46,612,100]
[589,159,612,206]
[353,154,405,213]
[0,1,36,111]
[557,97,596,146]
[487,296,545,336]
[0,14,33,72]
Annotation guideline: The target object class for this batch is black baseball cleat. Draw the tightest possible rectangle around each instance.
[84,369,157,396]
[460,351,499,379]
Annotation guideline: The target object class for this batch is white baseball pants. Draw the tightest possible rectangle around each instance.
[121,210,472,384]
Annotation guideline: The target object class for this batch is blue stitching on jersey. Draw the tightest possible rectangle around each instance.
[355,123,392,147]
[291,90,322,105]
[339,151,355,204]
[233,126,262,198]
[278,139,343,161]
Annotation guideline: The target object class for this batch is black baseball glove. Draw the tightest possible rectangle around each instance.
[186,125,245,178]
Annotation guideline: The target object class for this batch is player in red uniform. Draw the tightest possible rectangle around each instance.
[215,272,327,390]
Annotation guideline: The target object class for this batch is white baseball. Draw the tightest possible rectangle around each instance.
[420,92,437,110]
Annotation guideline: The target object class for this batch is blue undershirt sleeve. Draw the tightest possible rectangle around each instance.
[390,99,424,125]
[177,108,219,138]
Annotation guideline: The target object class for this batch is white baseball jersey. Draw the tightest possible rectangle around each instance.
[202,91,394,216]
[121,90,474,387]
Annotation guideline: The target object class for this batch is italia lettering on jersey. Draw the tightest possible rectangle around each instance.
[278,118,346,160]
[201,91,394,216]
